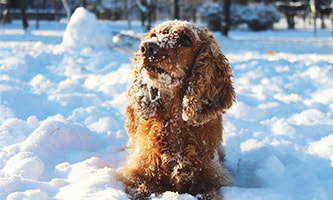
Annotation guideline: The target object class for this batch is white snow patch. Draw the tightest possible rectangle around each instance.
[1,16,333,200]
[307,135,333,166]
[3,152,44,180]
[7,189,48,200]
[288,109,333,125]
[261,117,295,136]
[60,7,111,49]
[240,139,265,152]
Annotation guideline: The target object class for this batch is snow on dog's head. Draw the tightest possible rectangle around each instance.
[133,20,203,92]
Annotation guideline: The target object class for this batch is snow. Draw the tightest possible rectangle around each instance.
[1,7,333,200]
[61,7,111,49]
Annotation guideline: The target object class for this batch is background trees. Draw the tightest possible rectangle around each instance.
[3,0,333,34]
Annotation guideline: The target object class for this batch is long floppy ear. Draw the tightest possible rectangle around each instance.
[182,29,235,126]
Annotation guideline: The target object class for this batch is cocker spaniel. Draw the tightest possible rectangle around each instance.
[118,20,235,199]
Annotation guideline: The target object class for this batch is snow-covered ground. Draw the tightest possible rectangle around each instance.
[1,8,333,200]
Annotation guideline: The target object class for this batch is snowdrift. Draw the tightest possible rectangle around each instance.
[1,7,333,200]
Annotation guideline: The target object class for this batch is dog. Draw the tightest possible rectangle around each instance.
[117,20,235,199]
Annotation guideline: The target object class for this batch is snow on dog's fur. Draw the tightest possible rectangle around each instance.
[117,20,235,199]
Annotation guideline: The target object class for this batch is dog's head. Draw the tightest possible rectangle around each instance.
[133,20,201,90]
[131,20,235,125]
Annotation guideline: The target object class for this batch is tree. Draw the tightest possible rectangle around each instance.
[173,0,179,19]
[136,0,155,31]
[81,0,87,8]
[192,0,197,22]
[35,0,40,29]
[1,0,10,27]
[21,0,28,31]
[61,0,71,21]
[222,0,231,36]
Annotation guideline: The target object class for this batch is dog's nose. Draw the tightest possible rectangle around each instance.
[141,42,159,57]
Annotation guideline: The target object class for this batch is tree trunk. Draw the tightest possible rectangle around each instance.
[61,0,71,22]
[192,0,197,22]
[136,0,154,31]
[147,1,153,31]
[126,0,132,29]
[81,0,87,8]
[35,0,39,29]
[221,0,231,36]
[174,0,179,19]
[21,0,28,31]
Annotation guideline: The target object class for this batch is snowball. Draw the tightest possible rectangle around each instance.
[27,115,39,128]
[3,152,45,180]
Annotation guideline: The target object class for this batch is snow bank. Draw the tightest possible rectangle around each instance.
[1,16,333,200]
[61,7,111,49]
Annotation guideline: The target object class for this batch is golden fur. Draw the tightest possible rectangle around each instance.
[117,20,235,199]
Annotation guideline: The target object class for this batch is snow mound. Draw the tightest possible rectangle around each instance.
[3,151,45,180]
[1,16,333,200]
[61,7,111,49]
[55,157,127,200]
[16,116,95,161]
[308,135,333,166]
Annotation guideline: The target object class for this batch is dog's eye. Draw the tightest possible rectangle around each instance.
[162,29,169,35]
[177,34,192,47]
[151,33,157,38]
